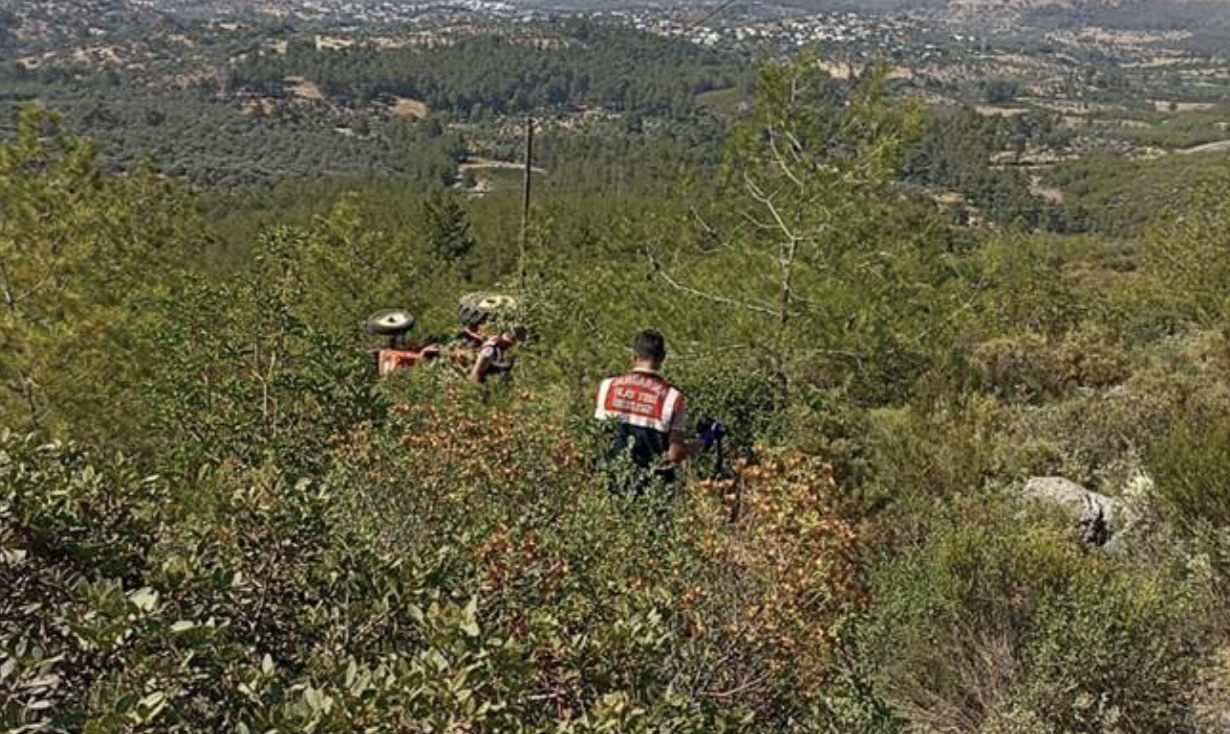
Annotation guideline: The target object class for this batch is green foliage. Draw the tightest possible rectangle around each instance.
[966,234,1087,338]
[1152,414,1230,615]
[0,78,468,191]
[1045,153,1224,237]
[0,431,534,732]
[4,43,1230,732]
[861,500,1198,734]
[423,192,477,277]
[1144,162,1230,326]
[633,56,959,408]
[674,361,785,456]
[964,324,1128,403]
[981,79,1020,105]
[1024,571,1196,733]
[901,106,1060,230]
[0,105,200,443]
[230,23,737,119]
[1154,416,1230,531]
[865,397,1008,516]
[0,391,867,730]
[970,333,1064,401]
[140,224,388,473]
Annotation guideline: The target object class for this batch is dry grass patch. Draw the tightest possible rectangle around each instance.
[1154,100,1217,113]
[284,76,324,101]
[388,97,430,119]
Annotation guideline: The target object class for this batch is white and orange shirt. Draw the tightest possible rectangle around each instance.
[594,369,687,437]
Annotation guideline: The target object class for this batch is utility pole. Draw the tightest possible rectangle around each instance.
[519,114,534,290]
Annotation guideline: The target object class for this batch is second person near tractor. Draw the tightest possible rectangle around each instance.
[471,322,527,383]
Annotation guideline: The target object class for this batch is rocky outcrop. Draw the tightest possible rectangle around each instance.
[1021,476,1121,546]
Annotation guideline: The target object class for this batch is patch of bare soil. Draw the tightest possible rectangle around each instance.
[976,105,1030,118]
[1029,175,1064,205]
[315,35,355,51]
[1177,140,1230,156]
[284,76,324,101]
[1153,100,1217,113]
[241,98,278,116]
[387,97,430,119]
[459,158,548,175]
[461,177,493,197]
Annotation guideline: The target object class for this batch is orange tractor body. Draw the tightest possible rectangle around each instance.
[367,294,517,379]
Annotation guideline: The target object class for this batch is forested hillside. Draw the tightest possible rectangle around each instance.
[5,7,1230,732]
[230,23,737,118]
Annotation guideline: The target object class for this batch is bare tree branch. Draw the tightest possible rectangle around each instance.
[743,172,800,247]
[13,269,56,306]
[911,280,986,346]
[644,248,783,319]
[701,672,773,699]
[767,127,805,189]
[688,205,736,253]
[0,257,16,314]
[0,256,44,432]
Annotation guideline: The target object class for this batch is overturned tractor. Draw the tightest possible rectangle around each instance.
[366,291,521,378]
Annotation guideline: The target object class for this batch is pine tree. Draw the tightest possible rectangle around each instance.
[423,193,477,276]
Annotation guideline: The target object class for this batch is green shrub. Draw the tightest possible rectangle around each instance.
[971,333,1062,402]
[1023,571,1196,733]
[1,380,871,731]
[0,432,477,731]
[1000,384,1175,494]
[1152,415,1230,616]
[1151,417,1230,531]
[866,396,1008,510]
[1054,322,1133,390]
[859,500,1199,734]
[331,388,867,728]
[1143,163,1230,327]
[967,321,1134,402]
[140,229,386,474]
[675,359,785,456]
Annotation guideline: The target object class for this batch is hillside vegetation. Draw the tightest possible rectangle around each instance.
[4,50,1230,732]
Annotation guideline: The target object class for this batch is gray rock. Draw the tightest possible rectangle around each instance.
[1022,476,1120,546]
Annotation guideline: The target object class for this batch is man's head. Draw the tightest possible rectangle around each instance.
[631,329,667,370]
[506,322,528,343]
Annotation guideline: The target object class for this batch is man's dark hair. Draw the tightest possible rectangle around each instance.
[631,329,667,364]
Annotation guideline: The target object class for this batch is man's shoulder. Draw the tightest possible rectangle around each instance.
[612,370,678,387]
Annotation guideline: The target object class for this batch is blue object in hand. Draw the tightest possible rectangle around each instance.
[697,417,728,449]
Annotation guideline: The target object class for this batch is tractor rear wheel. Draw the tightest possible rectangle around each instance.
[458,292,519,329]
[366,309,416,336]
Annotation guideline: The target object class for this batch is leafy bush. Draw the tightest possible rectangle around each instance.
[139,224,390,474]
[1144,163,1230,326]
[1023,571,1196,733]
[1000,383,1176,494]
[1154,416,1230,532]
[859,500,1199,734]
[866,397,1008,512]
[335,381,867,727]
[0,106,203,444]
[1,432,477,731]
[1152,415,1230,616]
[0,375,869,731]
[1053,322,1133,390]
[675,360,785,457]
[971,333,1063,402]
